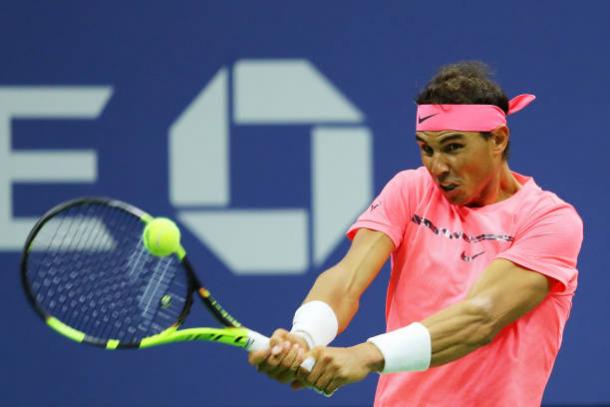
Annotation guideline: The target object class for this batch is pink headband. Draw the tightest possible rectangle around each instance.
[416,94,536,132]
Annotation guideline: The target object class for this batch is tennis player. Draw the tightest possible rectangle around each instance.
[249,61,583,406]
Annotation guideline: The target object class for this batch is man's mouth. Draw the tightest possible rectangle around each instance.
[440,183,458,192]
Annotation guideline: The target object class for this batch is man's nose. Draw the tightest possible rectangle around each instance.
[429,154,450,179]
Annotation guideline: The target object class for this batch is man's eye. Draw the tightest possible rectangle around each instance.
[420,145,433,155]
[445,143,462,152]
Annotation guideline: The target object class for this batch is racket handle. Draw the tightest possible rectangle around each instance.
[300,356,316,371]
[245,329,270,352]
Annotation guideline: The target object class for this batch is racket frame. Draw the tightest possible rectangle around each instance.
[20,197,256,351]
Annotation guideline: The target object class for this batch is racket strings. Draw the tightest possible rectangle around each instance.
[92,210,151,342]
[56,204,113,332]
[30,204,99,321]
[91,235,143,341]
[30,203,119,336]
[25,202,190,344]
[137,255,181,334]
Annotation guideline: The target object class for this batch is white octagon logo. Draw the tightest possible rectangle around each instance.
[170,59,373,275]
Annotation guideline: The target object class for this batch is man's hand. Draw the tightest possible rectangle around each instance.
[248,328,309,385]
[296,342,384,395]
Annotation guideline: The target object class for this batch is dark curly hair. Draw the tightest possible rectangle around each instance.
[416,61,511,159]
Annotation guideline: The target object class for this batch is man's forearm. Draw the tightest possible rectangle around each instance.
[422,299,497,367]
[301,229,393,333]
[303,264,361,333]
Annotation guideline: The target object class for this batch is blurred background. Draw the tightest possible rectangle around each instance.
[1,1,608,405]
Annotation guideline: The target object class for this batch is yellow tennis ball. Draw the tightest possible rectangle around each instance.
[142,217,181,257]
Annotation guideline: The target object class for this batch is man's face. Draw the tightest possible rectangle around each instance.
[415,130,502,207]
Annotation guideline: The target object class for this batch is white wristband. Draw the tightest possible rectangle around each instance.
[291,300,338,348]
[367,322,431,373]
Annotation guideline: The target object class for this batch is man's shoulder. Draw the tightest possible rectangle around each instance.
[393,165,428,178]
[391,166,432,187]
[516,179,582,229]
[385,167,435,201]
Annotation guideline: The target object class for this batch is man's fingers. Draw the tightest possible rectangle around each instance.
[264,349,286,370]
[248,348,271,365]
[272,368,297,385]
[250,328,313,385]
[313,369,334,392]
[266,342,297,375]
[261,341,308,378]
[296,349,315,378]
[280,343,301,370]
[289,346,306,372]
[324,377,343,396]
[268,329,289,350]
[300,348,325,385]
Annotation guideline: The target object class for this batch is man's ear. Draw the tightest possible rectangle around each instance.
[490,126,509,157]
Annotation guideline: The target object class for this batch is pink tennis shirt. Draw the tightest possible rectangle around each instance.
[347,166,583,406]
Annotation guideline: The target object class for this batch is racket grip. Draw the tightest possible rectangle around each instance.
[245,329,270,352]
[300,356,316,371]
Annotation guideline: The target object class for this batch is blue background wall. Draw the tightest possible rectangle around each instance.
[1,1,608,405]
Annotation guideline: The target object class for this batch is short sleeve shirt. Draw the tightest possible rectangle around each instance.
[347,167,583,407]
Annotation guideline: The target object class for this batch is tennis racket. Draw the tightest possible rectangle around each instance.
[21,197,269,352]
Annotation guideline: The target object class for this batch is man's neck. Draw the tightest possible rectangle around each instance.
[496,163,522,202]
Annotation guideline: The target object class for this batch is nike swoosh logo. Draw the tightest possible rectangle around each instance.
[418,113,438,124]
[461,250,486,262]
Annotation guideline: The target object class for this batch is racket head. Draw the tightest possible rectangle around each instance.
[21,197,196,349]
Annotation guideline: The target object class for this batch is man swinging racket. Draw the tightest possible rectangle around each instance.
[249,61,583,406]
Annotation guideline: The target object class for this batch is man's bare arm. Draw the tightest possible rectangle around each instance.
[423,259,550,366]
[302,228,395,332]
[296,258,551,393]
[247,228,394,380]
